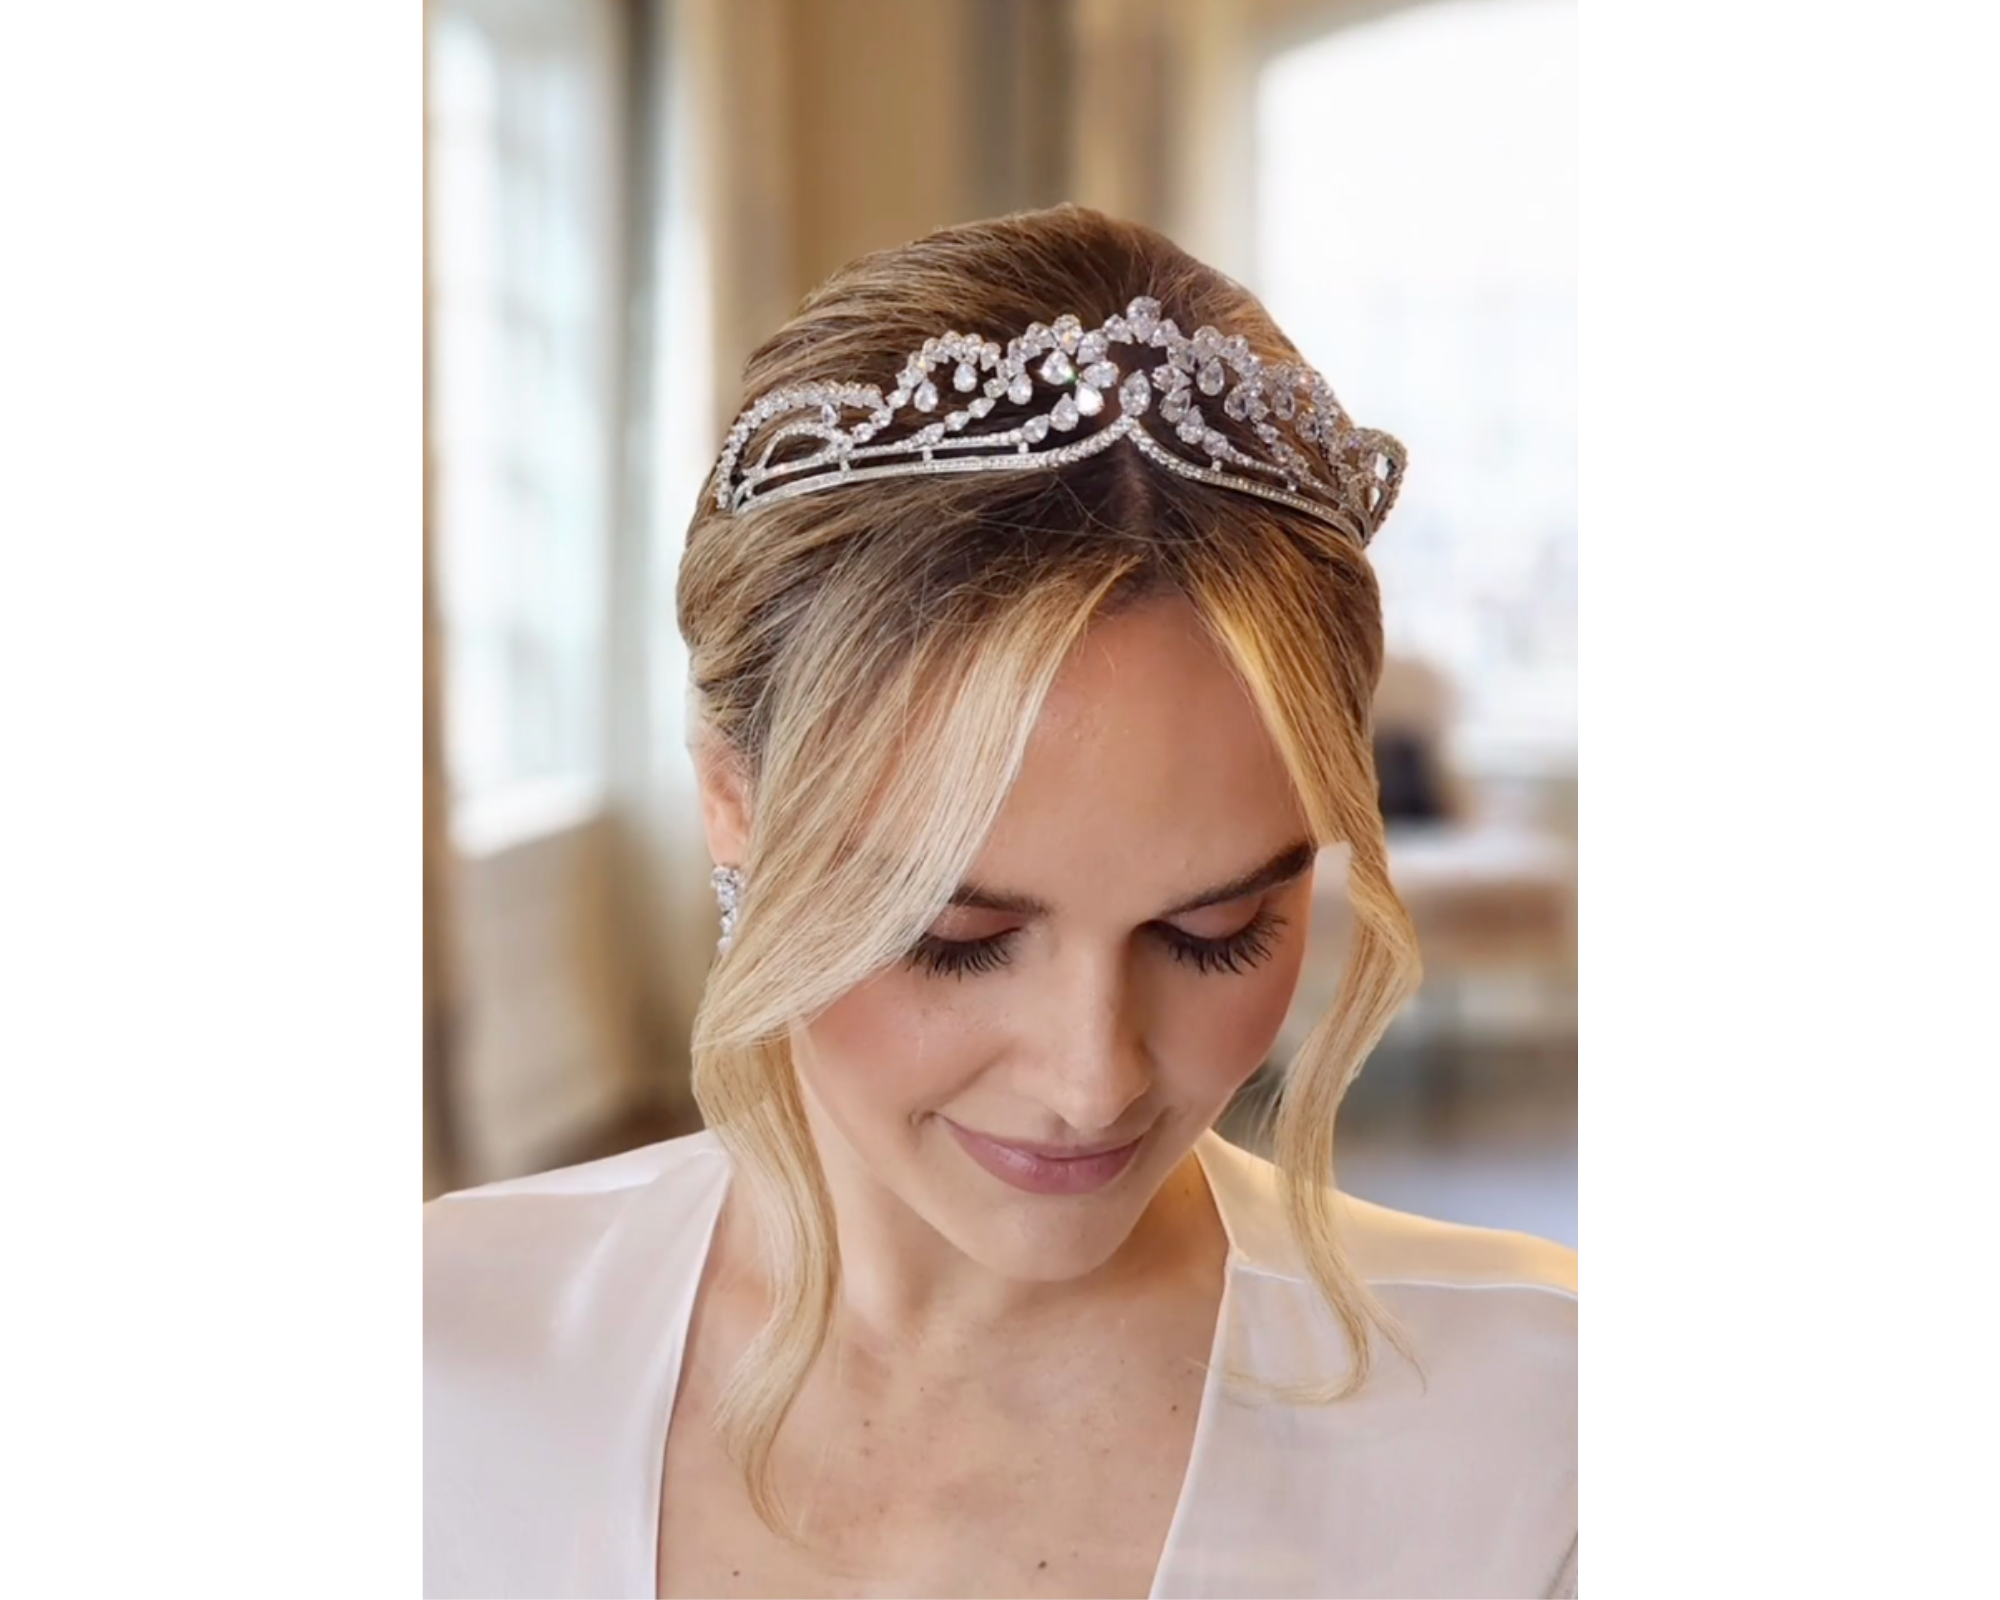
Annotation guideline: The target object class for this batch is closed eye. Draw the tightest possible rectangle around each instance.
[905,905,1291,981]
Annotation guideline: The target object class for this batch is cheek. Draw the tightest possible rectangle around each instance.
[1157,913,1311,1095]
[799,968,995,1117]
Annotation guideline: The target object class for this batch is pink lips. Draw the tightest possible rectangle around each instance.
[942,1119,1146,1196]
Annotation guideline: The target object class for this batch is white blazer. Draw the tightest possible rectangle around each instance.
[425,1129,1577,1598]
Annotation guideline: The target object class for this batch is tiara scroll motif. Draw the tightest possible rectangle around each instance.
[711,298,1404,546]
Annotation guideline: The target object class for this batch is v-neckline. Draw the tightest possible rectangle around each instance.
[632,1134,1242,1600]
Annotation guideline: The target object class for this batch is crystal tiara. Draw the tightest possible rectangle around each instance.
[710,298,1405,546]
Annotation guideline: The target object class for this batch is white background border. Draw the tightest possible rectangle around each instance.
[1,0,1996,1591]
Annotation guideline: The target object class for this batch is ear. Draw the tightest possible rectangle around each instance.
[690,724,754,868]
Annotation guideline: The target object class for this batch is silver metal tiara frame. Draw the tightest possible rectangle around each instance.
[711,298,1404,545]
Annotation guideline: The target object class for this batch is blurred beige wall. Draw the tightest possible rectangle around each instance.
[687,0,1439,429]
[786,0,977,289]
[687,0,1070,430]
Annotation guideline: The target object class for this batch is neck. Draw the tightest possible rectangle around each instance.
[838,1147,1225,1360]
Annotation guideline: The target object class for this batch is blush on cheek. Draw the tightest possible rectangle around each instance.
[797,967,992,1127]
[1167,930,1309,1104]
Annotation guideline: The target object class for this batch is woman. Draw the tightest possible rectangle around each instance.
[424,206,1577,1599]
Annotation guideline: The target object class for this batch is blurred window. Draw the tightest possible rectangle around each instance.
[1256,0,1576,772]
[427,0,626,835]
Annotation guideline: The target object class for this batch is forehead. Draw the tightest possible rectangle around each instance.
[968,595,1309,916]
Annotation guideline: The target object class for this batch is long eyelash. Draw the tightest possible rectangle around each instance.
[906,931,1020,979]
[1160,907,1290,975]
[905,908,1291,981]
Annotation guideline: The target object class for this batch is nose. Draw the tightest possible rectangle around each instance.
[1018,949,1155,1135]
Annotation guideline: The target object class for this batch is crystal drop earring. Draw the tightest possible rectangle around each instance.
[711,864,745,955]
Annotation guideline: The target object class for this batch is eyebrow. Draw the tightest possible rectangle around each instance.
[947,837,1319,921]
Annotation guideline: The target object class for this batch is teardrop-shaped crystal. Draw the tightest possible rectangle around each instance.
[945,410,971,431]
[954,362,977,393]
[1022,415,1051,442]
[1007,373,1034,406]
[914,380,939,413]
[1073,383,1103,417]
[1223,385,1251,421]
[968,397,995,417]
[1273,386,1295,420]
[1051,395,1081,431]
[1119,370,1151,415]
[1082,361,1118,389]
[1039,350,1074,385]
[1198,360,1226,396]
[1052,313,1083,352]
[1077,331,1109,365]
[1126,298,1161,340]
[1161,387,1189,423]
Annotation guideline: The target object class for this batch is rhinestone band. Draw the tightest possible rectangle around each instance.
[711,298,1404,546]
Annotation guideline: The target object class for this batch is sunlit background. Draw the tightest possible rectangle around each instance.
[423,0,1577,1246]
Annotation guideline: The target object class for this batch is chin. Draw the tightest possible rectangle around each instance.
[917,1137,1171,1282]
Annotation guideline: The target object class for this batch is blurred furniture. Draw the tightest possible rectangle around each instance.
[1278,657,1575,1124]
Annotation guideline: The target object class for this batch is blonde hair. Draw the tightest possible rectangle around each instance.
[677,205,1421,1534]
